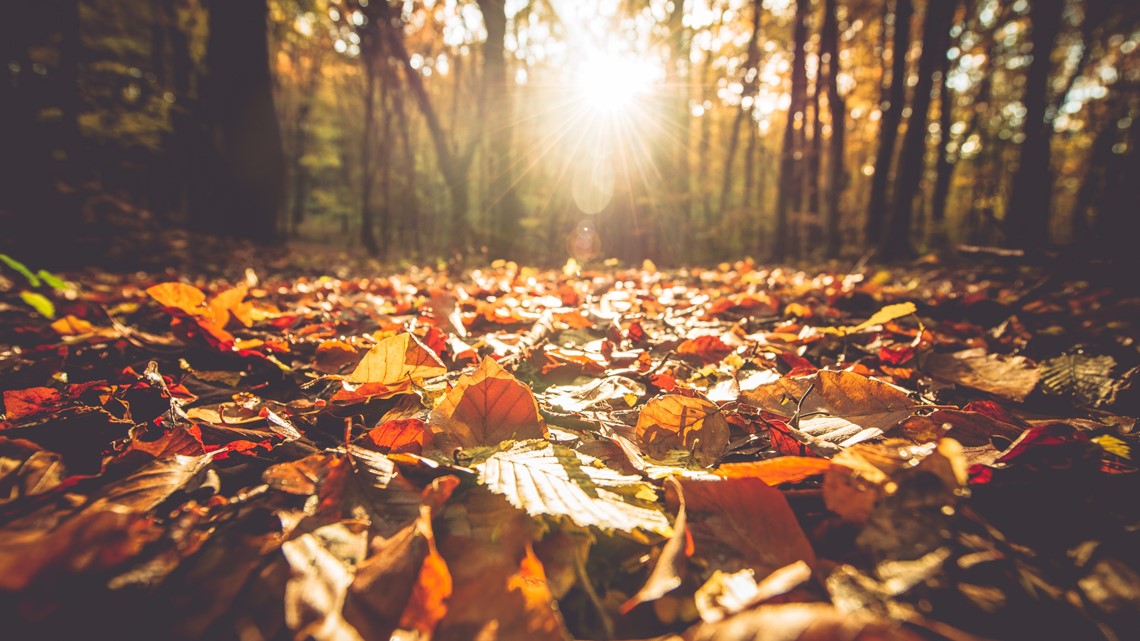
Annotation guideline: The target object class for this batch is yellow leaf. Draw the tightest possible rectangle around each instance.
[818,302,917,336]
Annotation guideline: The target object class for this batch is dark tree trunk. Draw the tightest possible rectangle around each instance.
[864,0,913,246]
[198,0,285,243]
[1004,0,1064,249]
[822,0,847,259]
[773,0,809,261]
[929,33,956,250]
[880,0,957,261]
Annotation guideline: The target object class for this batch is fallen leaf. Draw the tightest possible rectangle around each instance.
[636,395,731,466]
[715,456,831,485]
[743,370,917,447]
[347,332,447,385]
[146,281,207,315]
[622,477,690,613]
[819,302,917,336]
[670,476,815,577]
[3,387,64,423]
[476,439,671,534]
[922,348,1040,402]
[365,417,432,455]
[430,357,547,449]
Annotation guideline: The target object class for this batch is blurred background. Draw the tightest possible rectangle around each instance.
[1,0,1137,267]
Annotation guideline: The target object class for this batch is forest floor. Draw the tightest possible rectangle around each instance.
[1,239,1139,641]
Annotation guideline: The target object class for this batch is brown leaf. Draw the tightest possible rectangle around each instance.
[345,477,458,640]
[823,439,967,524]
[0,437,67,504]
[743,370,917,447]
[430,357,546,449]
[314,339,360,374]
[670,477,815,577]
[636,395,731,466]
[622,477,690,613]
[922,348,1040,402]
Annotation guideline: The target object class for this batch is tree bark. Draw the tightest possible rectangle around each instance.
[1004,0,1064,249]
[773,0,809,261]
[199,0,286,243]
[822,0,847,259]
[718,0,762,219]
[478,0,524,259]
[359,59,379,256]
[879,0,957,261]
[864,0,913,246]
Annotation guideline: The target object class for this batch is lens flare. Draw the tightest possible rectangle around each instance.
[566,223,602,261]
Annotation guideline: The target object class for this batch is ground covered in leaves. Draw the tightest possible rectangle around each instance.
[2,253,1139,641]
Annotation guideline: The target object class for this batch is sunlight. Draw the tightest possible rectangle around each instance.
[575,54,660,114]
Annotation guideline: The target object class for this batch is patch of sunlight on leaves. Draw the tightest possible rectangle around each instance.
[473,439,671,536]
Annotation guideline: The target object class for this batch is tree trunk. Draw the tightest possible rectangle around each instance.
[359,60,379,256]
[199,0,285,243]
[1004,0,1064,249]
[822,0,847,259]
[773,0,809,261]
[928,33,956,250]
[718,0,762,219]
[864,0,913,246]
[376,4,471,255]
[478,0,523,259]
[879,0,957,261]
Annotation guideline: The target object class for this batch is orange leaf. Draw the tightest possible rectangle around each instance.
[715,457,832,485]
[348,333,446,385]
[3,387,64,422]
[146,282,207,316]
[50,315,95,335]
[635,395,730,466]
[398,511,452,635]
[366,418,432,455]
[430,357,546,449]
[206,284,253,328]
[677,335,733,364]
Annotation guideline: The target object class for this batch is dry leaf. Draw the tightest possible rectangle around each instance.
[430,357,546,449]
[636,395,731,467]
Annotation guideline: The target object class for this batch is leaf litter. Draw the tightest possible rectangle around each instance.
[0,257,1138,640]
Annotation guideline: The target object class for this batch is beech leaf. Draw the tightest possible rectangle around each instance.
[475,439,671,534]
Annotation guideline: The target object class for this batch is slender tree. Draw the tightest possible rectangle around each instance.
[773,0,809,261]
[880,0,958,260]
[864,0,913,246]
[822,0,847,258]
[1004,0,1064,249]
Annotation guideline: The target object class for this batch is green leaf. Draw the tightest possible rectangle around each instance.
[1,254,40,288]
[36,269,67,292]
[475,439,671,535]
[19,291,55,319]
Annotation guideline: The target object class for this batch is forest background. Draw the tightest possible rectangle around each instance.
[1,0,1137,268]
